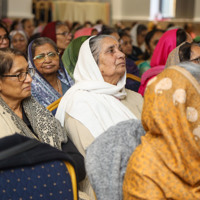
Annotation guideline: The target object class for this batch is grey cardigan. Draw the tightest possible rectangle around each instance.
[85,119,145,200]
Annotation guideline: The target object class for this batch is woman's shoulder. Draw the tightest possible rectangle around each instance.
[125,88,143,99]
[121,89,143,119]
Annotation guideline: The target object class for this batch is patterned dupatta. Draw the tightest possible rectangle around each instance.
[27,40,73,108]
[124,65,200,199]
[0,96,68,150]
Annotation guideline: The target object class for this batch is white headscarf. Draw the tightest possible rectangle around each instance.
[56,36,136,138]
[9,30,28,48]
[130,24,146,53]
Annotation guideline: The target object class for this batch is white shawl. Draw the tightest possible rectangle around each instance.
[56,37,137,138]
[130,24,146,53]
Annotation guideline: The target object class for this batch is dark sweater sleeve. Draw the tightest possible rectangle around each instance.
[62,138,86,182]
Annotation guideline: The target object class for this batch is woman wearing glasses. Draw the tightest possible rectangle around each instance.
[0,23,10,48]
[41,21,72,55]
[0,48,86,185]
[28,37,73,111]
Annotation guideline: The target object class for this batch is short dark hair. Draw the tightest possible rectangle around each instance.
[98,25,118,36]
[176,28,188,47]
[179,42,199,62]
[31,37,59,58]
[0,48,26,76]
[145,29,165,48]
[137,24,147,35]
[21,18,30,29]
[0,23,10,45]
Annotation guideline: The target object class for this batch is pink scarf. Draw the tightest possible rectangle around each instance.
[138,29,177,96]
[74,27,94,39]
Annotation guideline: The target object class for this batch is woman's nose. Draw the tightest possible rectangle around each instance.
[25,73,32,82]
[118,49,125,59]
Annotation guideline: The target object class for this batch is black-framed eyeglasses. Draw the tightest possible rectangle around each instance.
[1,68,35,82]
[190,57,200,64]
[56,31,69,36]
[0,35,9,43]
[33,52,59,64]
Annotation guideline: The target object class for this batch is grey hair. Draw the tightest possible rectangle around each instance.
[89,34,117,65]
[178,61,200,83]
[31,37,59,58]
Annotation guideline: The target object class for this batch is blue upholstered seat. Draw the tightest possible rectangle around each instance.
[0,160,74,200]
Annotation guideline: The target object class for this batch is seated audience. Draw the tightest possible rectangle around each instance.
[138,29,164,76]
[62,36,90,79]
[119,32,140,92]
[56,35,143,156]
[0,48,85,183]
[0,23,10,48]
[10,30,28,56]
[130,24,148,60]
[123,62,200,199]
[138,28,193,96]
[28,37,73,109]
[41,21,72,55]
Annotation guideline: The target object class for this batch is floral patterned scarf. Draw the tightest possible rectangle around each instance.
[0,96,68,150]
[123,65,200,199]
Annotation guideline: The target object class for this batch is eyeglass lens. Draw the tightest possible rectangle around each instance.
[18,69,34,81]
[34,52,58,64]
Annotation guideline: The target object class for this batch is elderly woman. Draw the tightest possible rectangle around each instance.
[56,35,143,156]
[0,23,10,48]
[10,30,28,55]
[41,21,72,55]
[123,62,200,199]
[28,37,73,110]
[0,48,85,182]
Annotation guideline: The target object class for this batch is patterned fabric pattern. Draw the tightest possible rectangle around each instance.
[123,65,200,199]
[27,40,73,108]
[0,96,68,150]
[0,160,73,200]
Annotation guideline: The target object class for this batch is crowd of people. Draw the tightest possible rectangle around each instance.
[0,16,200,199]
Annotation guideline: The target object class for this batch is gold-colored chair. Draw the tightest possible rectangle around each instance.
[126,73,141,83]
[46,97,62,113]
[64,162,78,200]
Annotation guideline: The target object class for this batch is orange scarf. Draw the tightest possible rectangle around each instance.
[123,65,200,200]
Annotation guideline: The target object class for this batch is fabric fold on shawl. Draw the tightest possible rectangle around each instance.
[130,24,146,53]
[62,36,90,79]
[123,65,200,199]
[56,37,137,138]
[86,119,145,200]
[165,42,185,68]
[74,27,94,39]
[0,96,68,150]
[28,39,73,108]
[138,29,178,96]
